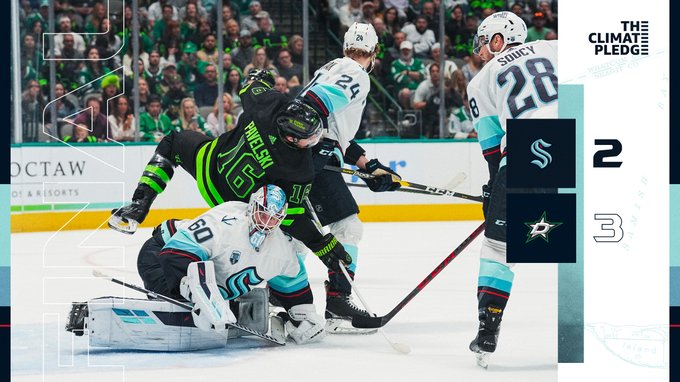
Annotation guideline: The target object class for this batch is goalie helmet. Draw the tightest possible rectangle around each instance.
[247,184,288,251]
[473,11,527,55]
[343,22,378,53]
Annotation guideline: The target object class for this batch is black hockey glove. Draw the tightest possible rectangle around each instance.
[360,159,402,192]
[312,138,343,174]
[482,183,492,218]
[246,68,275,88]
[308,233,352,271]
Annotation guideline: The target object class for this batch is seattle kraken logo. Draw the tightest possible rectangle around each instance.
[530,139,553,169]
[229,250,241,265]
[222,267,263,299]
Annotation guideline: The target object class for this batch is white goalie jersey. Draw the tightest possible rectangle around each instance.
[467,40,558,156]
[301,57,370,151]
[158,201,308,300]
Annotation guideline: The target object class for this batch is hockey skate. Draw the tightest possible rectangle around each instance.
[65,301,88,336]
[324,282,377,335]
[108,185,157,235]
[469,305,503,368]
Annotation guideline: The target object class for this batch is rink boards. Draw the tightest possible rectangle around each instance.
[9,141,487,232]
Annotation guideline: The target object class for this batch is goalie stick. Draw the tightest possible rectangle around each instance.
[351,222,486,329]
[92,270,285,345]
[324,165,483,202]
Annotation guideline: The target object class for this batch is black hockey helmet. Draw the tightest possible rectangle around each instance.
[275,98,323,149]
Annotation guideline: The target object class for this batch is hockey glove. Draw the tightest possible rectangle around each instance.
[285,304,326,344]
[246,68,275,88]
[308,233,353,271]
[482,183,492,218]
[180,261,236,332]
[312,138,344,174]
[360,159,402,192]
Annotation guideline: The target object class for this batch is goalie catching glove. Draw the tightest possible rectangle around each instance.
[180,261,236,332]
[309,233,353,271]
[285,304,326,344]
[360,159,402,192]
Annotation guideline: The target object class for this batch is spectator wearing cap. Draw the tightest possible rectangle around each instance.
[140,94,175,142]
[161,73,189,120]
[275,49,302,92]
[71,97,110,141]
[361,2,377,23]
[147,0,180,29]
[54,16,86,55]
[63,123,98,143]
[425,43,458,81]
[100,74,122,107]
[526,11,554,42]
[231,29,255,70]
[241,1,268,33]
[401,15,436,59]
[390,40,426,109]
[338,0,364,32]
[78,47,109,92]
[243,47,278,79]
[252,14,287,60]
[194,64,219,107]
[288,34,304,65]
[177,41,209,93]
[196,34,219,65]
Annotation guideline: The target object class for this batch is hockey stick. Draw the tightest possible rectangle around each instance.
[92,270,285,345]
[345,171,468,197]
[303,198,411,354]
[325,165,483,203]
[351,222,486,329]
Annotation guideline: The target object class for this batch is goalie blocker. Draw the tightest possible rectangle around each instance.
[65,288,274,351]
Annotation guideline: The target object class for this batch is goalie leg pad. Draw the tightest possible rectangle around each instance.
[284,304,326,344]
[85,297,228,351]
[228,288,270,339]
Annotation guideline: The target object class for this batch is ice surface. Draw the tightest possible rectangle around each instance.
[11,221,557,381]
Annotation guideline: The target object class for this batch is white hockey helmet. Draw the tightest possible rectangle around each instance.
[247,184,288,251]
[473,11,527,55]
[343,22,378,53]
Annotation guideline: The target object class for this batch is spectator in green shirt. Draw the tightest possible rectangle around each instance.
[526,12,554,42]
[140,95,174,142]
[390,40,426,109]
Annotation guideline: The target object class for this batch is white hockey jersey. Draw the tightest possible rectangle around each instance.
[300,57,370,152]
[467,40,558,157]
[159,201,309,300]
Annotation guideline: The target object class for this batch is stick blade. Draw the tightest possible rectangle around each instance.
[351,315,385,329]
[92,269,110,279]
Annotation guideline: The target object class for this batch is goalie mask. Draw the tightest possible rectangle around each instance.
[247,185,288,251]
[473,11,527,56]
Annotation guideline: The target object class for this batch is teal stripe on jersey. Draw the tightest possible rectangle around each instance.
[478,258,514,293]
[475,115,504,151]
[309,83,349,113]
[163,231,210,261]
[268,254,309,293]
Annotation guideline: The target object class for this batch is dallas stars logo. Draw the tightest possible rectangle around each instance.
[524,211,562,243]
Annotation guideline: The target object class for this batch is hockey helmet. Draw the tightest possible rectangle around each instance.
[275,98,323,149]
[473,11,527,55]
[247,184,288,251]
[344,22,378,53]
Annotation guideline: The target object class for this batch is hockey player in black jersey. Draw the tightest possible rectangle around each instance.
[109,69,353,276]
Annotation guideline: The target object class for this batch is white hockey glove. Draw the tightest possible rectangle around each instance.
[180,261,236,332]
[285,304,326,344]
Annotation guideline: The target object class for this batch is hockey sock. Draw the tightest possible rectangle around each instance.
[137,153,175,197]
[476,258,514,321]
[327,243,358,295]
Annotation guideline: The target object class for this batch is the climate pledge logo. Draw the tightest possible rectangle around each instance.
[588,21,648,55]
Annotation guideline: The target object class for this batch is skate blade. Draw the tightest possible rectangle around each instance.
[108,215,138,235]
[325,318,378,335]
[474,351,490,369]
